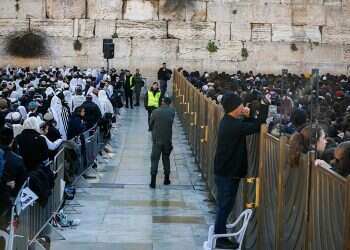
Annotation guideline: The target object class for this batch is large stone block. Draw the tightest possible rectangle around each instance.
[16,0,45,19]
[46,0,86,19]
[123,0,158,21]
[251,4,292,24]
[231,22,251,41]
[116,20,167,39]
[272,24,321,43]
[95,20,116,38]
[215,22,231,41]
[292,4,325,26]
[78,19,95,38]
[87,0,123,20]
[131,39,178,59]
[47,37,88,57]
[210,40,242,61]
[0,0,16,19]
[207,1,234,22]
[168,21,215,40]
[31,19,74,37]
[0,19,28,36]
[322,26,350,44]
[159,0,207,21]
[178,40,209,60]
[251,23,272,42]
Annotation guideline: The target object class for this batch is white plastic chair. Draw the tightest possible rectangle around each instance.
[0,230,9,250]
[203,209,253,250]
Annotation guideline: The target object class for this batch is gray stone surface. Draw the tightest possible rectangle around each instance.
[51,102,214,250]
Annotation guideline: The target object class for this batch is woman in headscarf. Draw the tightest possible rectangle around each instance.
[50,95,68,140]
[14,117,49,171]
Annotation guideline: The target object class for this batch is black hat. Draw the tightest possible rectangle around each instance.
[222,92,242,113]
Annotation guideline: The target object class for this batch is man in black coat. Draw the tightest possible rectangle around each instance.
[213,92,268,249]
[81,95,102,129]
[157,63,172,95]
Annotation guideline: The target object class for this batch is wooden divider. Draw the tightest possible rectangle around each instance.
[172,70,350,250]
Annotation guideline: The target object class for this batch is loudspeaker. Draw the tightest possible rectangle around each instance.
[103,39,115,59]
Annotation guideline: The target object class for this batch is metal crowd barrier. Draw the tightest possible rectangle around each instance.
[3,122,112,250]
[173,70,350,250]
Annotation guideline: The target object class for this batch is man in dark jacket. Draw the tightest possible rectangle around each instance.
[157,63,172,95]
[134,69,145,106]
[149,97,175,188]
[213,92,268,249]
[124,71,136,109]
[81,95,102,129]
[0,127,27,196]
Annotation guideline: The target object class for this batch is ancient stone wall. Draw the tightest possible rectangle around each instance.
[0,0,350,79]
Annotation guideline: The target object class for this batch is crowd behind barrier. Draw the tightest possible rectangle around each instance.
[0,65,124,250]
[5,125,108,250]
[173,70,350,250]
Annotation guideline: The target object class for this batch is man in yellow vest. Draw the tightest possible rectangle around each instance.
[124,70,136,109]
[144,82,161,131]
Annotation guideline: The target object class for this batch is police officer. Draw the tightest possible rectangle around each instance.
[124,71,136,109]
[144,82,161,130]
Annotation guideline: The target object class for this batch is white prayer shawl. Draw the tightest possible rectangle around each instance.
[17,106,27,121]
[87,87,102,112]
[63,90,73,112]
[98,90,114,116]
[23,117,41,133]
[69,78,79,93]
[72,95,86,111]
[50,96,67,140]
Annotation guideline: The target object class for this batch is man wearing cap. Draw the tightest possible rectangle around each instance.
[124,71,136,109]
[213,92,268,249]
[149,97,175,189]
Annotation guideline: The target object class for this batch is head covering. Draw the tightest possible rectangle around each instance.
[222,92,242,113]
[28,101,38,111]
[50,95,66,139]
[23,117,41,133]
[5,112,22,124]
[45,87,55,97]
[43,112,54,121]
[0,98,8,109]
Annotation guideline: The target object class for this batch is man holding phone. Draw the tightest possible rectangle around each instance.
[213,92,269,249]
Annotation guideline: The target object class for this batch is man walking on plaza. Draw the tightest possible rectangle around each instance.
[213,92,268,249]
[157,63,172,95]
[149,97,175,189]
[144,82,161,131]
[124,70,136,109]
[134,69,145,106]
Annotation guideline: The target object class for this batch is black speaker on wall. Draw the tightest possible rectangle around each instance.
[103,39,115,59]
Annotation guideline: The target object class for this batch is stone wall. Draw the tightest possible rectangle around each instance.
[0,0,350,80]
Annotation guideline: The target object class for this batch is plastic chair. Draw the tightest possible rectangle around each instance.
[0,230,9,250]
[203,209,253,250]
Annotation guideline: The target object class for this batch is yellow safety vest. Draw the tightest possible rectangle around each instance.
[148,90,161,108]
[129,76,135,90]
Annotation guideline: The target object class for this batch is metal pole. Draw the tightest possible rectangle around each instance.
[280,69,288,137]
[312,68,320,158]
[107,59,110,73]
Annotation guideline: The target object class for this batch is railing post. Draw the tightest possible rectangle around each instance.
[276,136,287,250]
[257,124,267,250]
[345,176,350,250]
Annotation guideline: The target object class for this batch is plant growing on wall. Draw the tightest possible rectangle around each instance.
[73,39,82,51]
[241,48,248,59]
[207,40,218,53]
[112,32,118,39]
[291,43,298,52]
[5,31,47,58]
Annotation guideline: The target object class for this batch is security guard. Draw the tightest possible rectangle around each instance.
[124,70,136,109]
[144,82,161,130]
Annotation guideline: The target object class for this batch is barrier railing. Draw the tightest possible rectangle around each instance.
[3,123,111,250]
[173,70,350,250]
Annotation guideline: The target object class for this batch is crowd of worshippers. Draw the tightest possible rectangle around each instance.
[0,65,126,227]
[179,68,350,177]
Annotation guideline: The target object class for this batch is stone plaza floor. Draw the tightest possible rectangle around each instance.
[51,106,216,250]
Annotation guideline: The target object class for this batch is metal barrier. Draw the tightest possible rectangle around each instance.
[4,122,111,250]
[173,70,350,250]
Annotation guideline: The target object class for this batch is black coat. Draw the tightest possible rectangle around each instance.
[67,114,85,140]
[158,68,172,81]
[0,145,27,196]
[214,105,268,178]
[15,129,49,171]
[81,101,102,129]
